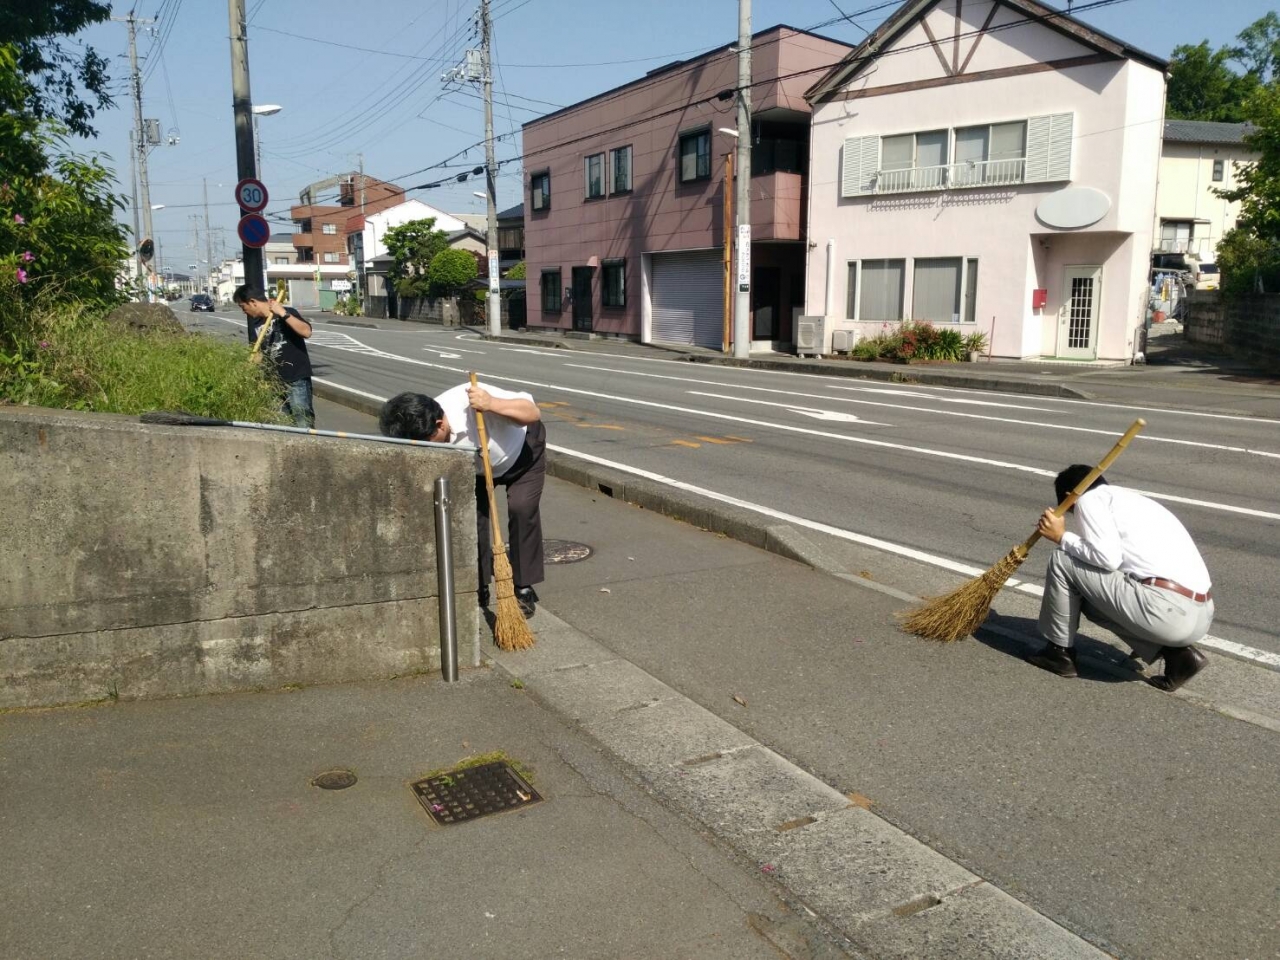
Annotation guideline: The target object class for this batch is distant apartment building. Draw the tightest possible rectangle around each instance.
[521,25,853,349]
[805,0,1166,362]
[290,173,404,266]
[1155,120,1257,263]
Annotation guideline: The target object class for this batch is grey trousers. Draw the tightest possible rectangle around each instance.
[1037,550,1214,663]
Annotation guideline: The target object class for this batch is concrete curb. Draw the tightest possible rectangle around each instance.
[491,612,1107,959]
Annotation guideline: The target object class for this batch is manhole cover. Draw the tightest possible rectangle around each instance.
[411,760,541,826]
[312,769,358,790]
[543,539,593,564]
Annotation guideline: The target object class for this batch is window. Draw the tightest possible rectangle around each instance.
[679,128,711,182]
[584,153,604,199]
[322,223,337,235]
[498,224,524,254]
[953,121,1026,185]
[752,120,807,176]
[323,251,340,263]
[1160,220,1194,253]
[880,130,948,190]
[858,259,906,322]
[531,171,550,211]
[964,259,978,324]
[274,257,290,265]
[602,259,625,307]
[541,269,562,312]
[610,145,632,193]
[912,258,963,324]
[845,262,858,320]
[1213,158,1225,182]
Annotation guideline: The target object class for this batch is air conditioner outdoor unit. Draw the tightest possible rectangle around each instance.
[831,329,855,353]
[796,315,825,357]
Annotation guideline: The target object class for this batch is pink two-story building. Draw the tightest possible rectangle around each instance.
[521,26,853,349]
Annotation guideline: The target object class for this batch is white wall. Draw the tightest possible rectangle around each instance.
[807,0,1163,361]
[361,200,467,263]
[1156,141,1258,261]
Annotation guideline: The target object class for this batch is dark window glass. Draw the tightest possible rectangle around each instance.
[679,130,711,182]
[532,171,551,210]
[541,270,561,312]
[602,260,626,307]
[585,154,604,199]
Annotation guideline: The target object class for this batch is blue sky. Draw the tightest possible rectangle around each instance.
[72,0,1274,273]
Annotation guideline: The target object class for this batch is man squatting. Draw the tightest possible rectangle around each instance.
[1029,465,1213,691]
[379,381,545,617]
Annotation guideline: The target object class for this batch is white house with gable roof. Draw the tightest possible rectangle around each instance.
[804,0,1167,362]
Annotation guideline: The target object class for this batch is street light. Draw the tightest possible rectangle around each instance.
[251,103,283,179]
[151,203,166,210]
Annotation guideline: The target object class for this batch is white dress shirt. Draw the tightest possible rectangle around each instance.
[435,381,534,476]
[1060,486,1211,593]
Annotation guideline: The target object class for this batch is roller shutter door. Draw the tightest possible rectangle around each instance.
[651,250,722,348]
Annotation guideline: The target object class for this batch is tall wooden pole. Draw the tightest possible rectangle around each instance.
[722,151,734,353]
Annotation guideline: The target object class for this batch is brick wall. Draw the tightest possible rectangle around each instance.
[1186,292,1280,369]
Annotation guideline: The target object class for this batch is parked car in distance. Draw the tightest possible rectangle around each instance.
[1195,262,1219,290]
[189,293,215,312]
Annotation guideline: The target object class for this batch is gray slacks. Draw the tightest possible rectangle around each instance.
[476,420,545,588]
[1037,550,1214,663]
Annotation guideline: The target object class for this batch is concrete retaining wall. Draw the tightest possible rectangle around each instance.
[1186,292,1280,368]
[0,407,480,709]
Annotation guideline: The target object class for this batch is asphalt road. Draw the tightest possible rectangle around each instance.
[189,309,1280,663]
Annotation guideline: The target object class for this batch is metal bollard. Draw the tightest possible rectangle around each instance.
[433,476,459,682]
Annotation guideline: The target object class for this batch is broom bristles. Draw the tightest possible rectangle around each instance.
[490,551,535,651]
[898,547,1028,642]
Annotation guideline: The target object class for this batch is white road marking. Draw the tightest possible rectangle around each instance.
[423,348,463,359]
[307,337,1280,521]
[310,377,1280,672]
[787,407,889,425]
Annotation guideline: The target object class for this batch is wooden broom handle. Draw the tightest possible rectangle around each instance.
[1017,417,1146,553]
[469,372,507,552]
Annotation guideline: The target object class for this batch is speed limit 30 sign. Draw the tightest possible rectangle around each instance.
[234,178,269,213]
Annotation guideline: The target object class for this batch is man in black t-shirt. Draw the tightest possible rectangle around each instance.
[233,284,315,428]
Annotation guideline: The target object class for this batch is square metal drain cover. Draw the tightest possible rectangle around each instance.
[411,761,541,826]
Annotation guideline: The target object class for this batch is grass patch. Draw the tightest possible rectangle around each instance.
[1,286,285,421]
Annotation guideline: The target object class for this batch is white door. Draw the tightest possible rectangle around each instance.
[1059,266,1100,360]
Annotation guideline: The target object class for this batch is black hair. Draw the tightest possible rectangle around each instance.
[379,392,445,441]
[232,284,268,304]
[1054,463,1108,506]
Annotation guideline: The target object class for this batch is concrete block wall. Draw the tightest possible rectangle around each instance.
[0,408,480,709]
[1187,292,1280,369]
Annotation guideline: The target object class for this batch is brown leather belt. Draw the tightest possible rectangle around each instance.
[1139,577,1212,603]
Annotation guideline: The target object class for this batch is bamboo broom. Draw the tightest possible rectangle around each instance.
[469,372,536,652]
[899,418,1146,642]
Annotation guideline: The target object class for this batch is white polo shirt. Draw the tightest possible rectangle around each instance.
[1060,485,1211,593]
[435,381,534,477]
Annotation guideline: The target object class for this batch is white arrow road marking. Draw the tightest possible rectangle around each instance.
[782,407,889,425]
[311,376,1280,673]
[422,348,463,359]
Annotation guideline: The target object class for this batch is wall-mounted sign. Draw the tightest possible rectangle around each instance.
[736,224,751,291]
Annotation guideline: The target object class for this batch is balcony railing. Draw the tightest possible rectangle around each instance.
[874,157,1027,194]
[1154,237,1211,258]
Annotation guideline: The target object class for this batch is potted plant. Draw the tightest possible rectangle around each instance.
[963,330,989,362]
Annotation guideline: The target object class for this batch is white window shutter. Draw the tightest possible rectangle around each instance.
[1025,113,1073,183]
[841,136,879,197]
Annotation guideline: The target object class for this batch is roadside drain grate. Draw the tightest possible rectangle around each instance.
[411,761,541,826]
[542,539,593,564]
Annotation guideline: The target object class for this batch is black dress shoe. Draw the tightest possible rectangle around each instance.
[515,585,539,618]
[1149,645,1208,692]
[1028,642,1078,678]
[478,584,490,608]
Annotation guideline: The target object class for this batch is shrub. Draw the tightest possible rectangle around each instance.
[427,248,480,296]
[963,330,989,354]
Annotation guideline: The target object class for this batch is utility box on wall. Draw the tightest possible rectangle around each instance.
[1032,288,1048,310]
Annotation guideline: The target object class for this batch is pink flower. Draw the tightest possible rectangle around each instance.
[38,340,49,349]
[21,251,34,262]
[13,214,23,224]
[16,268,28,283]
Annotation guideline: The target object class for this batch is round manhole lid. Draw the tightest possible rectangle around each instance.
[312,769,358,790]
[543,539,593,564]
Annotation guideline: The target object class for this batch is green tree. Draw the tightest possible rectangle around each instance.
[382,217,448,297]
[1214,85,1280,293]
[1166,42,1257,122]
[427,248,479,297]
[0,0,113,137]
[505,260,526,279]
[1230,11,1280,82]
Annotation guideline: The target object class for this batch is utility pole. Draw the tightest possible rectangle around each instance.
[128,129,143,288]
[733,0,752,359]
[115,12,157,300]
[722,151,734,353]
[203,177,215,296]
[480,0,501,337]
[228,0,264,293]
